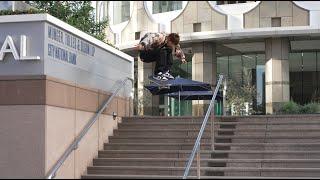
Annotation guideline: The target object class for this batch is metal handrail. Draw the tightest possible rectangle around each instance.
[45,77,134,179]
[182,74,224,179]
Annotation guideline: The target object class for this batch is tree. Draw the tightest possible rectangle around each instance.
[225,72,257,116]
[27,1,110,44]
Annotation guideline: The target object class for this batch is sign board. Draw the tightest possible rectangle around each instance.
[0,14,134,96]
[0,35,40,61]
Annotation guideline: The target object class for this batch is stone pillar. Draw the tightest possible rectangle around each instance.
[265,38,290,114]
[192,42,217,116]
[137,58,159,115]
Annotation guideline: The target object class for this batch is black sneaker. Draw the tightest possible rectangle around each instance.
[162,71,175,80]
[153,72,163,81]
[160,75,169,81]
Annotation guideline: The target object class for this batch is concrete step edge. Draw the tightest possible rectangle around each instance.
[93,158,320,162]
[110,135,320,139]
[115,128,320,132]
[98,150,212,153]
[122,115,320,119]
[120,122,320,125]
[104,142,320,146]
[87,166,320,171]
[98,150,320,154]
[82,174,320,179]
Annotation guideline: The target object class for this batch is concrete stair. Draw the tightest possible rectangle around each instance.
[82,115,320,179]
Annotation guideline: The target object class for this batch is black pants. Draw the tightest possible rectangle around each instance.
[139,47,173,75]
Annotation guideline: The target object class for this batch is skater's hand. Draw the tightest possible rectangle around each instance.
[134,44,144,51]
[181,58,187,64]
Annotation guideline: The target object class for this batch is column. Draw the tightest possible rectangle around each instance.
[137,58,159,115]
[265,38,290,114]
[192,42,217,116]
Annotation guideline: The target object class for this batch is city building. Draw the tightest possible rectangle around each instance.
[95,1,320,116]
[0,1,320,178]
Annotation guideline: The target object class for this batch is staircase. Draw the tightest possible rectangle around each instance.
[82,115,320,179]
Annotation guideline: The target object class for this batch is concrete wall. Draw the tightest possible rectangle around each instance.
[0,105,46,178]
[46,107,118,179]
[171,1,227,33]
[293,1,320,27]
[244,1,309,28]
[121,1,159,44]
[105,26,115,46]
[0,75,131,178]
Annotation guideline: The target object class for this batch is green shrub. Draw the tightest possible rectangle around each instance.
[280,101,320,114]
[300,102,320,114]
[0,9,44,16]
[279,101,301,114]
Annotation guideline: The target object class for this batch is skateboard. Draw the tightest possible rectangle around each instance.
[148,75,172,90]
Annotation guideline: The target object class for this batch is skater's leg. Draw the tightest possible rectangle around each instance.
[139,49,157,63]
[152,48,170,80]
[153,47,174,80]
[154,48,164,75]
[156,48,170,73]
[139,49,164,80]
[160,47,175,79]
[163,48,173,73]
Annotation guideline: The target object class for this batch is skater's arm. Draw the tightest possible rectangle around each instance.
[174,45,187,63]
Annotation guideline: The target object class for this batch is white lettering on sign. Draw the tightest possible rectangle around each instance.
[0,35,40,61]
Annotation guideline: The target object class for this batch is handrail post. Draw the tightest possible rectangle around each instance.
[196,145,201,179]
[182,75,223,179]
[211,103,215,151]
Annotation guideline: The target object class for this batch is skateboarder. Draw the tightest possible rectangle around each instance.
[135,32,187,81]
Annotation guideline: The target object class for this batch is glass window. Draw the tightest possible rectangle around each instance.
[0,1,12,10]
[217,56,228,77]
[193,23,201,32]
[242,54,256,86]
[256,54,265,114]
[289,52,320,104]
[229,55,242,84]
[302,52,317,104]
[216,1,247,5]
[217,53,265,115]
[113,1,130,24]
[135,32,141,40]
[152,1,183,14]
[289,53,303,104]
[216,1,224,5]
[271,17,281,27]
[317,52,320,102]
[256,54,265,66]
[228,1,236,4]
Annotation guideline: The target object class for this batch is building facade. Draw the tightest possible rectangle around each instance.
[0,13,134,178]
[95,1,320,115]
